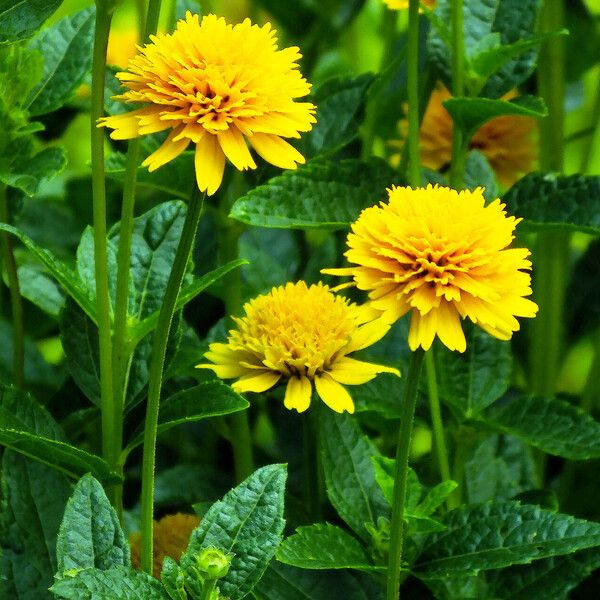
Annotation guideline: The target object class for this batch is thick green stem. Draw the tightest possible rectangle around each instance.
[0,186,24,388]
[449,0,466,189]
[303,406,322,522]
[140,188,204,574]
[406,0,420,188]
[386,348,425,600]
[91,3,117,503]
[200,579,217,600]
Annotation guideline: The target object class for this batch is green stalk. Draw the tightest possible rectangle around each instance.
[139,188,204,574]
[302,406,322,522]
[449,0,466,189]
[0,186,24,388]
[91,3,118,502]
[386,348,425,600]
[199,579,217,600]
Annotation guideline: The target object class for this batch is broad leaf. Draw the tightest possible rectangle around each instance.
[503,172,600,234]
[15,262,65,317]
[230,158,399,230]
[182,464,287,600]
[0,0,63,44]
[125,381,249,453]
[415,502,600,578]
[319,411,389,541]
[27,7,95,116]
[483,395,600,460]
[50,566,169,599]
[56,474,129,575]
[464,150,497,200]
[277,523,381,571]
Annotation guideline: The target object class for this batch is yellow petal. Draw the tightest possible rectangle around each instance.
[328,357,399,385]
[232,370,281,393]
[142,128,190,171]
[435,301,466,352]
[314,372,354,414]
[248,133,305,169]
[217,127,256,171]
[195,134,226,195]
[196,363,245,378]
[283,376,312,412]
[408,310,437,351]
[346,318,392,353]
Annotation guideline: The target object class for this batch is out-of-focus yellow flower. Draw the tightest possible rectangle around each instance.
[323,185,538,353]
[106,28,139,67]
[384,0,436,9]
[197,281,399,414]
[99,12,316,195]
[392,85,537,187]
[130,513,200,577]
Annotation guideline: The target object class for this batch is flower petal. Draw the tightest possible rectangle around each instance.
[217,127,256,171]
[314,372,354,414]
[283,376,312,412]
[232,370,281,393]
[346,318,392,353]
[195,134,226,195]
[328,356,399,385]
[142,128,190,171]
[435,301,466,352]
[248,133,305,169]
[408,310,437,351]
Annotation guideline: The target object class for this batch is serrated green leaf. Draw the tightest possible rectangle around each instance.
[0,223,96,321]
[372,456,421,511]
[125,381,249,454]
[56,474,129,575]
[182,464,287,600]
[0,0,63,44]
[230,158,399,230]
[319,411,389,541]
[503,172,600,234]
[418,481,459,517]
[482,395,600,459]
[160,557,187,600]
[463,150,497,200]
[277,523,381,572]
[50,566,169,599]
[443,95,547,141]
[434,327,512,419]
[415,502,600,578]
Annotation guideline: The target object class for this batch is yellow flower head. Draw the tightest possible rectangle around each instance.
[384,0,436,9]
[393,85,537,187]
[99,13,316,195]
[323,185,538,353]
[130,513,200,577]
[197,281,399,414]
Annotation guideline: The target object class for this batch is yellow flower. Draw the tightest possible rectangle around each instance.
[393,85,537,187]
[197,281,399,414]
[323,185,538,353]
[384,0,436,9]
[130,513,200,577]
[99,12,316,195]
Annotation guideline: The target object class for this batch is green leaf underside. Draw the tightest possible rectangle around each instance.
[277,523,382,571]
[503,172,600,234]
[56,474,129,575]
[0,0,63,44]
[182,464,287,600]
[319,412,389,541]
[415,501,600,578]
[230,158,399,230]
[125,381,249,453]
[483,395,600,459]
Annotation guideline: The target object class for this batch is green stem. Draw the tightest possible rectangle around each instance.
[449,0,466,189]
[580,73,600,175]
[406,0,420,188]
[386,347,425,600]
[139,187,204,574]
[0,186,24,388]
[91,2,117,502]
[200,579,217,600]
[144,0,162,42]
[302,406,322,522]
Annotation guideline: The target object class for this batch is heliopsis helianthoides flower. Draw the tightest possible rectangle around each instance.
[391,85,537,187]
[384,0,436,9]
[99,12,316,195]
[197,281,399,414]
[323,185,538,353]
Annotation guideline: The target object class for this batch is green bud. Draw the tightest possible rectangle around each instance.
[194,547,233,580]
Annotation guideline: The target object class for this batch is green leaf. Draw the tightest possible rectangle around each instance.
[277,523,381,572]
[0,146,67,196]
[418,481,459,517]
[50,566,169,599]
[0,383,119,483]
[182,464,287,600]
[443,95,547,141]
[26,7,95,116]
[299,74,374,158]
[415,502,600,578]
[0,0,63,44]
[503,172,600,234]
[252,0,314,38]
[372,456,421,511]
[125,381,249,454]
[0,223,96,321]
[482,395,600,460]
[254,562,384,600]
[463,150,497,200]
[0,452,72,600]
[56,474,129,576]
[160,557,187,600]
[319,411,389,541]
[14,262,64,316]
[433,327,512,419]
[0,44,43,111]
[349,372,405,418]
[230,158,399,230]
[174,0,201,21]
